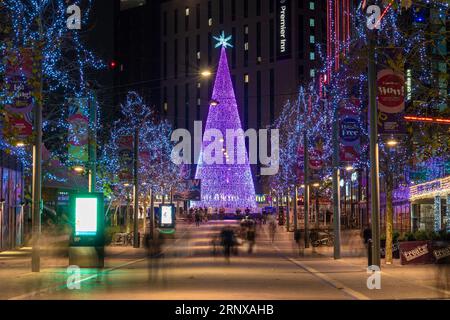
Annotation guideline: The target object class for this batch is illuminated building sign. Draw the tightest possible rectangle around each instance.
[409,176,450,201]
[276,0,291,60]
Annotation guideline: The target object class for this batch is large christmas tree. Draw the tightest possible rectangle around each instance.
[193,33,256,210]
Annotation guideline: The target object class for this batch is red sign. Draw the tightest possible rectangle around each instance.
[339,99,361,162]
[11,117,32,139]
[118,135,133,181]
[377,69,405,114]
[399,241,434,265]
[309,148,323,170]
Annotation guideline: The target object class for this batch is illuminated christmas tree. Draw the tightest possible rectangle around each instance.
[193,32,257,210]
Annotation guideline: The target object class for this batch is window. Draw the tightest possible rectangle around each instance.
[174,9,178,34]
[208,32,212,66]
[269,19,274,62]
[185,83,189,129]
[231,27,236,69]
[309,18,315,27]
[185,7,189,31]
[174,39,178,78]
[232,0,236,21]
[174,86,178,128]
[163,42,167,79]
[310,35,315,44]
[196,84,201,120]
[232,27,236,68]
[196,4,200,29]
[244,0,248,18]
[310,52,315,60]
[257,71,261,129]
[310,69,315,77]
[244,75,249,129]
[163,87,168,114]
[185,37,189,77]
[244,25,249,67]
[208,1,212,26]
[298,65,305,80]
[163,11,167,36]
[270,69,274,124]
[298,15,304,58]
[196,35,201,67]
[309,1,315,10]
[219,0,224,24]
[256,22,261,64]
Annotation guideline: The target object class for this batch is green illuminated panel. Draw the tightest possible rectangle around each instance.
[75,197,98,236]
[161,205,173,225]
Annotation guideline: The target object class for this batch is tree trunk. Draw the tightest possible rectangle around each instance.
[385,180,394,264]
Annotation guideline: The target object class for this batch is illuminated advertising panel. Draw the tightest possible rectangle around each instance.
[75,197,98,236]
[159,204,175,229]
[70,193,104,247]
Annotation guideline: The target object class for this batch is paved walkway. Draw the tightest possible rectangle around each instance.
[0,219,448,300]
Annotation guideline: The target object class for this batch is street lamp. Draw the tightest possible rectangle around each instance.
[15,141,26,147]
[73,165,85,173]
[312,182,320,188]
[210,99,219,106]
[345,165,354,172]
[201,69,212,78]
[386,138,398,147]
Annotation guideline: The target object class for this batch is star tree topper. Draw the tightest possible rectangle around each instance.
[214,31,233,49]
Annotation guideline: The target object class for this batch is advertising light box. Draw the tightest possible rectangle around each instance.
[70,192,104,247]
[75,197,98,236]
[159,204,175,229]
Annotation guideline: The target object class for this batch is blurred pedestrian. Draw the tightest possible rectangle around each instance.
[294,229,304,256]
[247,224,256,254]
[269,218,277,243]
[220,226,235,263]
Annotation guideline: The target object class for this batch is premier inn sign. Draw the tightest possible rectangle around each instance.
[277,0,291,60]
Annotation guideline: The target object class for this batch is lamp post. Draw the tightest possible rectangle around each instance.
[368,32,381,268]
[293,186,298,232]
[332,99,341,259]
[133,126,139,248]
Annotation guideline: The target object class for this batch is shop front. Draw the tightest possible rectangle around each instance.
[0,150,24,251]
[410,176,450,232]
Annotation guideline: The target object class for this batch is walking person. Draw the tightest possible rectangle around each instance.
[220,226,235,264]
[294,229,304,256]
[269,218,277,243]
[246,223,256,254]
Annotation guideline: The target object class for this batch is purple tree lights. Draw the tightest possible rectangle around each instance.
[192,43,257,210]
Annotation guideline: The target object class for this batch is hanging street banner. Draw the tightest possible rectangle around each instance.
[276,0,292,60]
[118,135,133,182]
[173,179,201,201]
[377,48,406,135]
[2,48,36,143]
[339,98,361,163]
[296,145,304,183]
[4,48,34,114]
[68,98,89,163]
